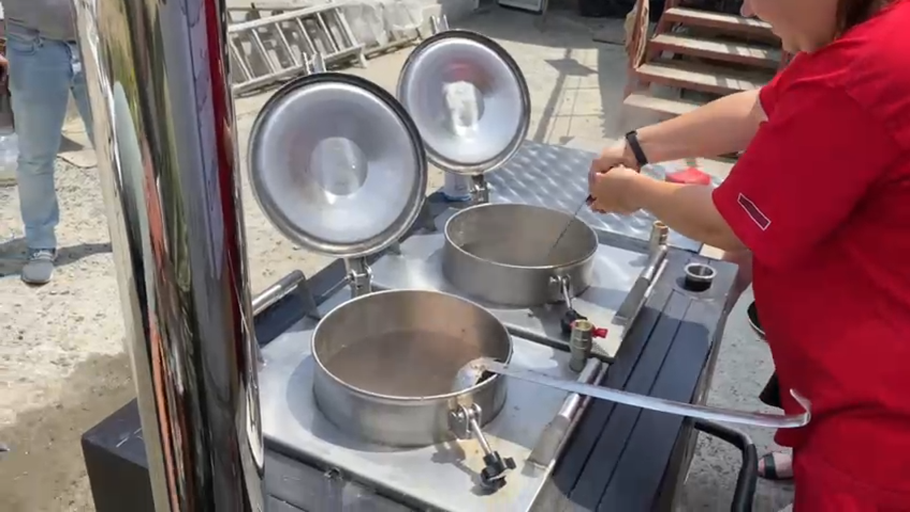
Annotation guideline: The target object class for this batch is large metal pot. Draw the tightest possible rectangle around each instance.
[442,203,598,307]
[312,290,512,447]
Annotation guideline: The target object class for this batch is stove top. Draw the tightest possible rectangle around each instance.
[259,287,583,512]
[369,208,645,357]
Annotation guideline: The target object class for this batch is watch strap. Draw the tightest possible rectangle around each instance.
[624,130,648,167]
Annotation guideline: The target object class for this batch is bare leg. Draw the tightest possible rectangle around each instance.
[758,451,794,480]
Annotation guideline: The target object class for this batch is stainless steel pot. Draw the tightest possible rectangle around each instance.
[312,290,513,447]
[442,203,598,307]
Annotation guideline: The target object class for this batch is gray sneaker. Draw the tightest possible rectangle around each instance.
[22,248,57,285]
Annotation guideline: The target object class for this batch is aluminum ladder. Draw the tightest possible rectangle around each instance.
[228,3,367,95]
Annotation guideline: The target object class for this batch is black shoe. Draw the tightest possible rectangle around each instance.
[747,301,765,339]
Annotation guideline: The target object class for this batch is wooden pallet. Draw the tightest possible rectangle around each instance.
[622,1,786,119]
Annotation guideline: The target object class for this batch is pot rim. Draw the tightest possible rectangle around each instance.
[443,203,599,271]
[311,289,514,402]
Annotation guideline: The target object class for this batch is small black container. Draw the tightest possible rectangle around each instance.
[683,262,716,292]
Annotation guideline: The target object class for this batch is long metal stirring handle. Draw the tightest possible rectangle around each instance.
[545,195,594,261]
[481,360,811,429]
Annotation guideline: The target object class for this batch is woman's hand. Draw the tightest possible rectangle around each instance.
[588,163,747,252]
[588,165,646,215]
[588,142,639,191]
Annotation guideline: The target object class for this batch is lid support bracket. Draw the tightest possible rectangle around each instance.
[470,174,490,204]
[344,257,373,298]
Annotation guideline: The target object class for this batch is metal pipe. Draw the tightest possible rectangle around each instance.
[73,0,265,510]
[558,358,603,420]
[252,270,307,315]
[648,220,669,256]
[549,362,609,462]
[616,220,670,325]
[526,358,601,467]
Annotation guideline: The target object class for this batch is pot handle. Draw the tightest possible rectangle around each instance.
[553,275,588,335]
[692,419,758,512]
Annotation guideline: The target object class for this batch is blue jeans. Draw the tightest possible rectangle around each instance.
[7,23,93,250]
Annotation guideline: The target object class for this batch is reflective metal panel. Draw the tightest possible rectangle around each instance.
[73,0,264,510]
[248,73,428,258]
[398,30,531,175]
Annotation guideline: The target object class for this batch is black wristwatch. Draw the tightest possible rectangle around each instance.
[624,130,649,168]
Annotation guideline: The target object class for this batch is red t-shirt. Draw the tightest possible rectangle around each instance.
[713,0,910,500]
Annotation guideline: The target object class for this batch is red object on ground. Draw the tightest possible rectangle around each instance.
[665,166,712,185]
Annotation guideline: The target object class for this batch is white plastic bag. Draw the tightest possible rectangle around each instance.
[0,131,19,185]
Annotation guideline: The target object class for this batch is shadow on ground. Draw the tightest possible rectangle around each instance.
[466,6,624,49]
[0,238,111,278]
[0,353,134,512]
[462,7,657,143]
[60,136,87,153]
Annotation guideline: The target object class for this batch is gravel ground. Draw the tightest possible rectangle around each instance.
[0,8,793,511]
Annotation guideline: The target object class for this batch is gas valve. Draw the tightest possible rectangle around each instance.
[560,309,608,338]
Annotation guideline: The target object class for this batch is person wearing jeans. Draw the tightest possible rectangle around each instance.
[2,1,93,285]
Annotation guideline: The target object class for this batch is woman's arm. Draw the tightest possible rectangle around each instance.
[635,89,768,163]
[592,83,899,272]
[587,166,745,250]
[596,90,768,170]
[632,179,746,252]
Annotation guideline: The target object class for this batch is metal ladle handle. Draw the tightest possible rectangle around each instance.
[475,359,811,429]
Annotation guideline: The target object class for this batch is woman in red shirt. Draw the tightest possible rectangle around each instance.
[589,0,910,509]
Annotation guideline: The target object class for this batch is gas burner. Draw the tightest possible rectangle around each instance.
[258,286,590,511]
[368,209,650,358]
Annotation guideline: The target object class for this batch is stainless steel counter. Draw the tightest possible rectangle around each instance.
[83,247,743,512]
[258,287,581,512]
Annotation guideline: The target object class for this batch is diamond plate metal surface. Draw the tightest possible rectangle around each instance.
[484,140,717,252]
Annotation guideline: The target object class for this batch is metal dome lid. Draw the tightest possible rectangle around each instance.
[397,30,531,176]
[247,72,428,258]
